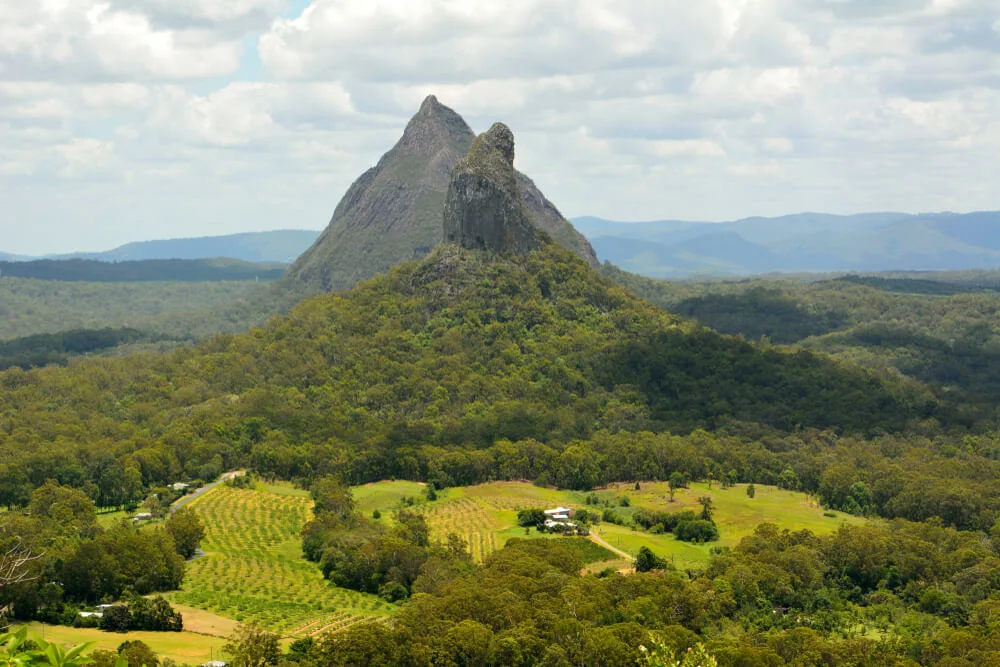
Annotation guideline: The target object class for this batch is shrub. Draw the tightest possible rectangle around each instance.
[674,520,719,543]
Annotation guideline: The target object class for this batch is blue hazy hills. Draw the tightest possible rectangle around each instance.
[573,211,1000,277]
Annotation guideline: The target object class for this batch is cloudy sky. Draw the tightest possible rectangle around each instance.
[2,0,999,255]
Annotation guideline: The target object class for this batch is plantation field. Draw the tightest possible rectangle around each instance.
[353,480,867,569]
[166,483,393,638]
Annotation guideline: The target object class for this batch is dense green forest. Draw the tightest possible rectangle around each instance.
[0,277,303,343]
[0,328,171,371]
[605,264,1000,426]
[0,258,285,282]
[6,242,1000,664]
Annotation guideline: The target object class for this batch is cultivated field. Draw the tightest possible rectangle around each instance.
[166,483,393,637]
[354,480,868,569]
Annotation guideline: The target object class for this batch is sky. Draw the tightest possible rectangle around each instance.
[2,0,999,255]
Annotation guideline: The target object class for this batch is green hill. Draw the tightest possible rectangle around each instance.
[0,239,934,498]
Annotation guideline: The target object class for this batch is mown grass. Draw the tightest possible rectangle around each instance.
[17,622,231,665]
[165,483,393,637]
[352,480,868,569]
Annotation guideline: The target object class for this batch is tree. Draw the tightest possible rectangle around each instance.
[224,625,281,667]
[0,536,42,592]
[117,640,159,667]
[100,605,132,633]
[697,496,714,522]
[746,484,756,499]
[777,469,799,491]
[635,546,667,572]
[165,508,205,559]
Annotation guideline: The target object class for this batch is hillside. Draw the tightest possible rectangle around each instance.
[580,210,1000,277]
[0,238,937,495]
[602,263,1000,423]
[0,278,271,341]
[283,96,597,292]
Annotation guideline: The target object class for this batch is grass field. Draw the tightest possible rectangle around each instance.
[16,622,231,665]
[352,480,868,569]
[165,483,393,638]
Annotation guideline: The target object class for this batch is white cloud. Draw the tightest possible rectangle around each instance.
[2,0,1000,254]
[0,1,243,81]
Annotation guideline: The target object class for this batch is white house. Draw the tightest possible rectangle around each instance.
[543,507,575,519]
[543,507,578,531]
[171,482,190,492]
[202,661,229,667]
[78,611,103,618]
[133,512,153,522]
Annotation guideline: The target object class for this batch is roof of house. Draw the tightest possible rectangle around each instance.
[544,507,573,515]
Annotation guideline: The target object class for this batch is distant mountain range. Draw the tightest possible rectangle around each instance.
[573,211,1000,277]
[7,211,1000,280]
[4,230,322,265]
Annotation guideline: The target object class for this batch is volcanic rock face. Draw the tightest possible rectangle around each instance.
[443,123,540,255]
[283,95,597,292]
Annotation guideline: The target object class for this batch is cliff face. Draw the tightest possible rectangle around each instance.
[282,96,597,293]
[443,123,540,256]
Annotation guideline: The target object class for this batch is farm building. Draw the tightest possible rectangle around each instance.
[543,507,579,532]
[132,512,153,522]
[544,507,575,521]
[171,482,190,491]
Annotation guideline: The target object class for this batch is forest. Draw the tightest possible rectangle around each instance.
[0,258,285,283]
[4,241,1000,664]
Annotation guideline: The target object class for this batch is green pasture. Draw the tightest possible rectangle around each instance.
[352,480,867,569]
[16,622,231,665]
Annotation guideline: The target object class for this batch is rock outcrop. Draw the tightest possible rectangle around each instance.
[283,96,597,293]
[443,123,540,255]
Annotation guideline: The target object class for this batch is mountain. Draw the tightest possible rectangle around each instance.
[49,230,320,264]
[0,125,935,478]
[284,95,598,292]
[0,252,34,262]
[577,211,1000,277]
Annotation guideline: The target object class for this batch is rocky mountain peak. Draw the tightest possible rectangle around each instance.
[282,97,598,292]
[443,123,540,256]
[397,95,475,156]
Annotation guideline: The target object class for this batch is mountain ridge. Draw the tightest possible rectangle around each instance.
[578,211,1000,277]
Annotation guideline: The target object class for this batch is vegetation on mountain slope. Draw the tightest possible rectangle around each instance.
[603,263,1000,426]
[0,278,270,341]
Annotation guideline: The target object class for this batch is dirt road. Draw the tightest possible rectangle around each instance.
[170,470,244,515]
[588,529,634,562]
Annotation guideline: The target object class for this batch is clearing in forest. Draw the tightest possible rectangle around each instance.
[355,480,867,569]
[166,483,393,637]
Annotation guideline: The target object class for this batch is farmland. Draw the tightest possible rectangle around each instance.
[16,622,230,665]
[166,483,393,637]
[354,480,868,569]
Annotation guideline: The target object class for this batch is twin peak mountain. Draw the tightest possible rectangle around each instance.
[284,95,598,292]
